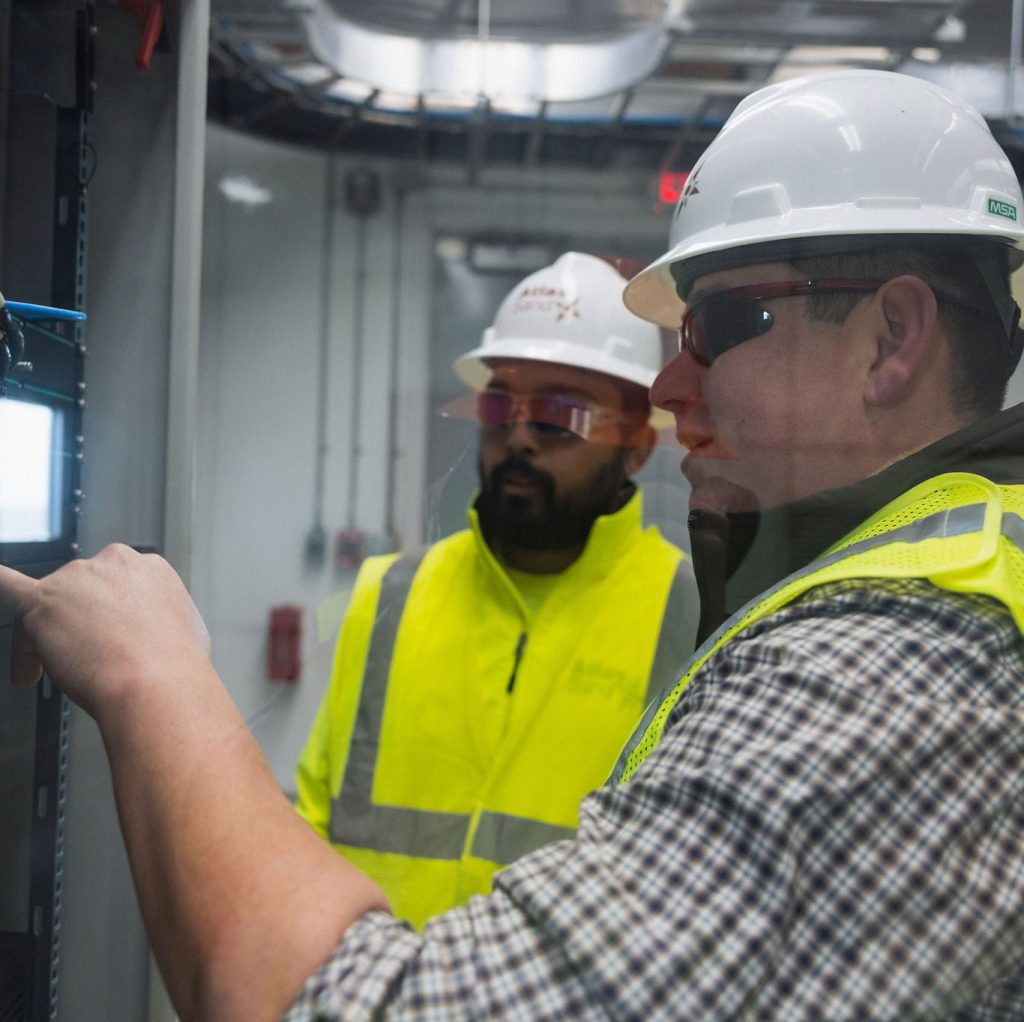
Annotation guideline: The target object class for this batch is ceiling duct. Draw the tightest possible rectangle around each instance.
[207,0,1024,176]
[299,0,672,104]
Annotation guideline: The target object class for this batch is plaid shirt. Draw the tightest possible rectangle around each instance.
[284,578,1024,1020]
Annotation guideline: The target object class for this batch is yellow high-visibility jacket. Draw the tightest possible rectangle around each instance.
[296,491,696,928]
[614,472,1024,785]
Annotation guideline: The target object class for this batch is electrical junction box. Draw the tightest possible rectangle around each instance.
[267,604,302,683]
[335,527,366,569]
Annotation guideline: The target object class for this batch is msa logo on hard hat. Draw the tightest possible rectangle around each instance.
[988,198,1018,221]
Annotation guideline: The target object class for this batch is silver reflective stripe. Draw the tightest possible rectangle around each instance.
[471,811,576,865]
[333,789,471,859]
[645,556,698,706]
[1002,511,1024,552]
[826,503,988,564]
[330,550,472,861]
[611,501,992,784]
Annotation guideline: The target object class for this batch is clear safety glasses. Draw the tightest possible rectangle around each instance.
[678,279,886,367]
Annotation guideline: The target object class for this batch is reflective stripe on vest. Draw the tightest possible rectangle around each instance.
[612,479,1024,787]
[330,548,693,864]
[471,812,576,863]
[329,552,472,858]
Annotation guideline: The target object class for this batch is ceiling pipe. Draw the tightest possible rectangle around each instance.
[1010,0,1023,121]
[303,155,336,567]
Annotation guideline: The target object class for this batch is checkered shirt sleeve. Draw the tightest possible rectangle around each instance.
[283,579,1024,1021]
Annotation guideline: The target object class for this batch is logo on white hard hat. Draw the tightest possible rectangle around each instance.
[678,165,702,209]
[511,286,582,323]
[988,198,1018,222]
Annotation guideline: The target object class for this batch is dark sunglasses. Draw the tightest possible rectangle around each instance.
[679,279,887,367]
[477,389,611,441]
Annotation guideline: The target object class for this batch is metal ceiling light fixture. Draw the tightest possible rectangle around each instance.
[298,0,673,104]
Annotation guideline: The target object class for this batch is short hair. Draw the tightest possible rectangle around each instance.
[789,244,1015,419]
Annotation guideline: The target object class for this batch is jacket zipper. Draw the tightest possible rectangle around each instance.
[507,632,527,693]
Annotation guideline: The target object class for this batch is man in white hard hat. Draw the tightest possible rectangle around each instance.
[293,251,697,929]
[6,70,1024,1021]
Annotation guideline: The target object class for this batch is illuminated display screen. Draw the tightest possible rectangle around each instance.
[0,399,64,543]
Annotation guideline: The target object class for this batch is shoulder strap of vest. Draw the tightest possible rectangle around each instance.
[331,549,475,858]
[362,551,425,707]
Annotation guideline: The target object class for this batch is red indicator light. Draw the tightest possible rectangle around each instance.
[659,171,689,205]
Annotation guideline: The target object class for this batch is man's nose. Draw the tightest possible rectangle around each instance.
[650,348,704,413]
[504,417,539,453]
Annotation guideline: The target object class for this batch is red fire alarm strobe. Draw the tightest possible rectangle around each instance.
[268,604,303,683]
[658,170,689,205]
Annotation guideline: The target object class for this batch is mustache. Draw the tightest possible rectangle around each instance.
[488,457,555,494]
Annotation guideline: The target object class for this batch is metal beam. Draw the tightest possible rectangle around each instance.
[415,93,430,162]
[660,93,715,171]
[466,96,490,186]
[324,88,380,148]
[593,87,634,168]
[524,100,548,166]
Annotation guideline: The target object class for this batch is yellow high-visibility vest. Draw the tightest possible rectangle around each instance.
[296,492,696,928]
[613,472,1024,786]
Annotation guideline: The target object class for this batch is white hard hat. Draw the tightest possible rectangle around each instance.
[624,69,1024,327]
[455,252,671,427]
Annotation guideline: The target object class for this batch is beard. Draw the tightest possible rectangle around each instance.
[475,451,631,553]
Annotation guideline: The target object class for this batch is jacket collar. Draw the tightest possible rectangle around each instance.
[690,402,1024,643]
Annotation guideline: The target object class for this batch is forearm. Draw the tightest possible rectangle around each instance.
[98,655,388,1022]
[0,548,389,1019]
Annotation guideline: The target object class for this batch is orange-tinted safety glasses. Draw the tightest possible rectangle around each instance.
[439,389,626,443]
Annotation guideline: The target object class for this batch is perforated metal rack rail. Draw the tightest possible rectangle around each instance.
[0,2,94,1018]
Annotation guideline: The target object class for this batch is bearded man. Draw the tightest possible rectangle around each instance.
[293,251,697,928]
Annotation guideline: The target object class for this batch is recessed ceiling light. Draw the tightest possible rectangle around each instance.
[218,175,273,207]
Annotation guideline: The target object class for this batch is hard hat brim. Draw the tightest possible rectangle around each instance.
[625,218,1024,329]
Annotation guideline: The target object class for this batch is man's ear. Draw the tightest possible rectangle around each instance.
[622,424,657,473]
[864,275,941,407]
